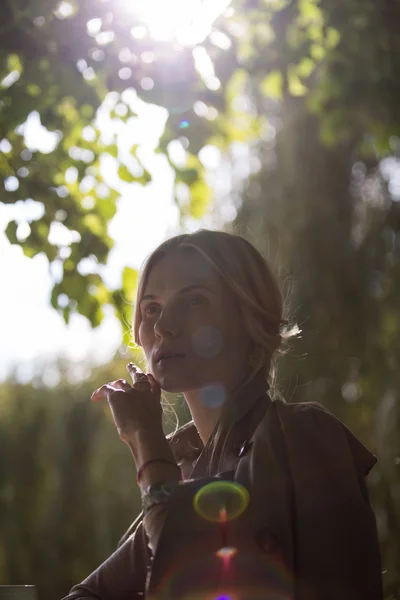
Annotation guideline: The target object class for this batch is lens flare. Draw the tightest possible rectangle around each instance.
[193,481,250,523]
[216,547,238,559]
[152,551,293,599]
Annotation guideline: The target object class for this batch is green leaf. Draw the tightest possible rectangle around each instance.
[260,71,283,99]
[97,196,118,219]
[51,285,61,310]
[130,144,139,156]
[22,245,41,258]
[310,44,326,61]
[118,164,136,183]
[298,0,323,21]
[107,144,118,158]
[288,66,308,96]
[122,267,139,303]
[83,213,103,235]
[141,168,152,184]
[325,27,341,50]
[7,54,23,74]
[226,69,247,105]
[189,180,211,218]
[81,104,95,118]
[26,83,41,97]
[5,220,18,244]
[297,58,315,79]
[63,306,71,324]
[176,168,199,186]
[89,282,110,306]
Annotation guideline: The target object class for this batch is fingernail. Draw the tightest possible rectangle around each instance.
[91,389,99,402]
[127,362,136,371]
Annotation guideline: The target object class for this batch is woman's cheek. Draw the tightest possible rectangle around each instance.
[138,320,151,348]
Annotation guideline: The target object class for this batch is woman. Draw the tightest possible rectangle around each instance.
[63,229,382,600]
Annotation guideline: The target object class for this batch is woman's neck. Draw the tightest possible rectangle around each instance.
[183,367,253,445]
[183,387,223,445]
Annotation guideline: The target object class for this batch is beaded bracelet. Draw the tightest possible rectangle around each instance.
[136,458,180,485]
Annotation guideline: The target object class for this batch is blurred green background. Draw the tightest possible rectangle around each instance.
[1,0,399,598]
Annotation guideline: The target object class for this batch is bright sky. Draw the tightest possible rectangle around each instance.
[0,101,178,384]
[131,0,231,46]
[0,0,233,384]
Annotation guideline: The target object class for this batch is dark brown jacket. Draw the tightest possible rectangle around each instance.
[63,374,382,599]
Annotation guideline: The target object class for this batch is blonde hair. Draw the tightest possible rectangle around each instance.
[133,229,297,391]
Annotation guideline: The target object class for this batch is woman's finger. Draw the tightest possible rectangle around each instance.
[91,383,116,402]
[133,375,151,389]
[126,362,137,383]
[110,379,132,391]
[91,379,131,402]
[126,362,148,384]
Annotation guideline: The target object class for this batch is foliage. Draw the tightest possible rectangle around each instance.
[1,0,225,325]
[3,0,399,327]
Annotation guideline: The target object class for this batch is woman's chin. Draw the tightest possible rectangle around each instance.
[155,372,186,394]
[156,371,199,394]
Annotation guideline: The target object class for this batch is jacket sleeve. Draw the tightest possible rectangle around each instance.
[278,401,383,600]
[61,519,150,600]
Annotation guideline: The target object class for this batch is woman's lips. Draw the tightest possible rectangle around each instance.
[157,355,186,368]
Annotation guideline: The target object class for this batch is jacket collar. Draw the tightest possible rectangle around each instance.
[219,369,270,428]
[167,370,270,465]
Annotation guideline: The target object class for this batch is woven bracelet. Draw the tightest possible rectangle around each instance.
[137,458,180,485]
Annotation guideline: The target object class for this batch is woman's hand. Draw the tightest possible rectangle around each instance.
[91,363,163,443]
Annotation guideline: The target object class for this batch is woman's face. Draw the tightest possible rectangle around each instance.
[138,250,251,394]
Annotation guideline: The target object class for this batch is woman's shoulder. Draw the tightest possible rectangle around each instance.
[268,396,341,426]
[271,396,351,426]
[265,397,377,477]
[273,396,333,414]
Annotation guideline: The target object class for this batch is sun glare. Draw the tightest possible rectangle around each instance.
[130,0,231,46]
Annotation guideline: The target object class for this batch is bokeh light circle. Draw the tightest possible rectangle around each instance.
[193,481,250,523]
[192,325,224,358]
[199,382,226,408]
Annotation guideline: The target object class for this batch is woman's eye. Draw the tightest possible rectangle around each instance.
[143,304,160,316]
[185,295,204,307]
[142,296,204,316]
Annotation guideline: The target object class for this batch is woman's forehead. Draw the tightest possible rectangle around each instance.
[143,250,221,295]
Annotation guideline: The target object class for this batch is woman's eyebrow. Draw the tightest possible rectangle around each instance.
[141,284,215,303]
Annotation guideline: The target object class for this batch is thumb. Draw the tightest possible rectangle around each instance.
[147,373,161,396]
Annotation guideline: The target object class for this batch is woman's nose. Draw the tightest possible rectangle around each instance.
[154,307,181,338]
